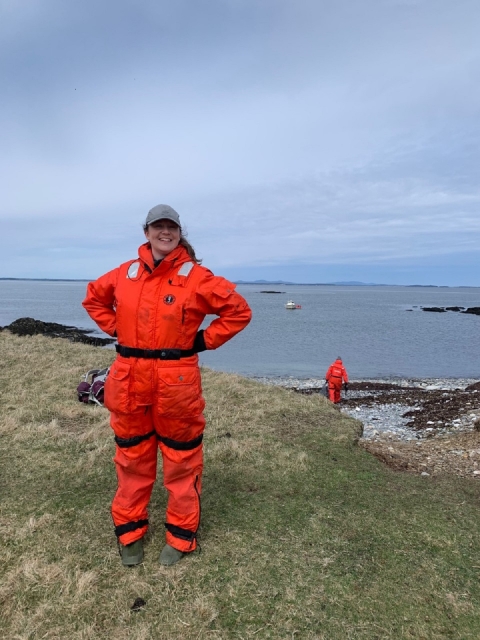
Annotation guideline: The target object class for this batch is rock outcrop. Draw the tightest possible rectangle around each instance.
[421,306,480,315]
[0,317,114,346]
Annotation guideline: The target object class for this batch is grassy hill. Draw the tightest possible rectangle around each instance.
[1,332,479,639]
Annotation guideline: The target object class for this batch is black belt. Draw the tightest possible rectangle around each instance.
[115,431,203,451]
[114,519,149,538]
[116,344,195,359]
[115,431,156,448]
[165,522,196,542]
[158,433,203,451]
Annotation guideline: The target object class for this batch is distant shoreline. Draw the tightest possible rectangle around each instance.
[1,277,478,288]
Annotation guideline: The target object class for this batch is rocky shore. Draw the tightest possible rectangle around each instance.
[254,375,480,478]
[0,317,115,347]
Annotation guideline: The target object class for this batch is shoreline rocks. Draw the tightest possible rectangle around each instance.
[421,306,480,315]
[340,381,480,441]
[0,317,115,347]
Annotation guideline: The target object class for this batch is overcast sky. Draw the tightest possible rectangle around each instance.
[1,0,479,285]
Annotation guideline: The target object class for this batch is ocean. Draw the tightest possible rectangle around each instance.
[1,280,480,380]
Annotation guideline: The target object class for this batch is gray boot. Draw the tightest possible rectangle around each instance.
[121,538,144,566]
[159,544,185,566]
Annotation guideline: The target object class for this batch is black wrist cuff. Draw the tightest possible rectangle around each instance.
[193,330,207,353]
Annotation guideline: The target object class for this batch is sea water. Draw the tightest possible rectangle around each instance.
[1,280,479,379]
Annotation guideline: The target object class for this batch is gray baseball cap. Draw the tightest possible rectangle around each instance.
[145,204,181,228]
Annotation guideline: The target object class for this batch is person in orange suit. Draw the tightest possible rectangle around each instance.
[83,204,252,567]
[325,357,349,404]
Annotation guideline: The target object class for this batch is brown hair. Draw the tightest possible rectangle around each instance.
[179,235,202,264]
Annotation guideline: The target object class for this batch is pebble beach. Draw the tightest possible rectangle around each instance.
[253,375,480,478]
[253,376,480,442]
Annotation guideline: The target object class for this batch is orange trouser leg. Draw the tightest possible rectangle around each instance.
[110,409,157,546]
[328,381,342,403]
[152,409,206,553]
[159,441,203,553]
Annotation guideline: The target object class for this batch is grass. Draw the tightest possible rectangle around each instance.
[0,331,479,639]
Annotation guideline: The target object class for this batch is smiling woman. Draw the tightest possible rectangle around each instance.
[144,218,181,258]
[142,204,202,266]
[82,203,251,568]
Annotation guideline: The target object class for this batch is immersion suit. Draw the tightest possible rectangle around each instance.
[82,243,252,552]
[325,359,349,404]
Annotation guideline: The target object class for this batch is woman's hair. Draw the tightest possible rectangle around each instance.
[179,235,202,264]
[143,223,202,264]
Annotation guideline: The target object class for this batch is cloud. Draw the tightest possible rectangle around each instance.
[1,1,480,282]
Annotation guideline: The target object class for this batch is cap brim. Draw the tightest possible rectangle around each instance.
[146,215,180,227]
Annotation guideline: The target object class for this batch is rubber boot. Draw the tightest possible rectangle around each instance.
[159,544,185,566]
[121,538,144,566]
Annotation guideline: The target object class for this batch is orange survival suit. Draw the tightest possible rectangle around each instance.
[325,358,349,404]
[82,243,252,552]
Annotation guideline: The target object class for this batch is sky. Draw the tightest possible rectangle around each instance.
[1,0,479,285]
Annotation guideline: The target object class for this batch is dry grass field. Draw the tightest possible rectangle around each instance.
[1,331,480,639]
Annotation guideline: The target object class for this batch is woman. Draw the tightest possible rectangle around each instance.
[83,204,252,566]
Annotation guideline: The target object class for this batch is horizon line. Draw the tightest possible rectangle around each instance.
[1,277,479,288]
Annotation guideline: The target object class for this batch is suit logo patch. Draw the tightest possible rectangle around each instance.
[163,294,176,305]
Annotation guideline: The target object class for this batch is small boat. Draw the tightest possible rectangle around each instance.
[285,300,301,310]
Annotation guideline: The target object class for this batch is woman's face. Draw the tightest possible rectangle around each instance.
[145,219,181,259]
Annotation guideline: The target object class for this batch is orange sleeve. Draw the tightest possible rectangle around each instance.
[195,274,252,349]
[342,367,349,383]
[325,365,332,380]
[82,267,119,337]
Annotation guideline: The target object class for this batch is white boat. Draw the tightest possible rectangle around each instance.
[285,300,297,309]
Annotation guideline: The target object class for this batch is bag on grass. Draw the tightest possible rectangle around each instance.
[77,368,110,406]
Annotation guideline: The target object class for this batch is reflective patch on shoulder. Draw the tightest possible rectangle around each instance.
[127,261,140,279]
[177,261,194,277]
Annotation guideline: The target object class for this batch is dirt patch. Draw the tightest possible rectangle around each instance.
[57,413,105,434]
[361,431,480,478]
